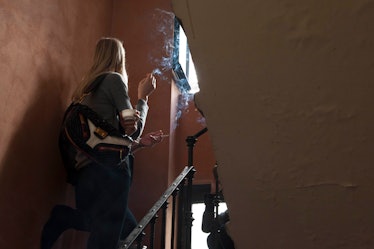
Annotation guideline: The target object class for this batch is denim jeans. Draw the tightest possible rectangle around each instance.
[41,162,137,249]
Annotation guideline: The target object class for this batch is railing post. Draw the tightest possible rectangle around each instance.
[184,128,207,249]
[161,202,168,249]
[177,179,186,249]
[136,232,145,249]
[150,215,158,249]
[186,127,208,167]
[184,168,196,249]
[171,189,179,249]
[186,136,195,167]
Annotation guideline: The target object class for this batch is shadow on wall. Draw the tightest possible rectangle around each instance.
[0,70,68,249]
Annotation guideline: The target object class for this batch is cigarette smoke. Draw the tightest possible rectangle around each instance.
[151,8,205,129]
[150,9,175,81]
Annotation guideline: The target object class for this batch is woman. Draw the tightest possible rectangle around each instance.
[41,37,163,249]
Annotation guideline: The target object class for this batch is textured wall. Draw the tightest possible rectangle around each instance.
[173,0,374,248]
[0,1,113,248]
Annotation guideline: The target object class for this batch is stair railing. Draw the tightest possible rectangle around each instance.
[181,127,208,249]
[119,127,207,249]
[118,165,195,249]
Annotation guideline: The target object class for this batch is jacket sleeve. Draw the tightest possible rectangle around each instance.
[131,99,149,140]
[104,73,149,140]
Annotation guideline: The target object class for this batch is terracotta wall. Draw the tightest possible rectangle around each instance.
[0,1,113,249]
[111,0,216,221]
[0,0,216,249]
[111,1,216,247]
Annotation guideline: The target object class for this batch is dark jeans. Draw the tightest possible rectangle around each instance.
[41,163,137,249]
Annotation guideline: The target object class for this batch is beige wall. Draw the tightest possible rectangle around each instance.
[173,0,374,248]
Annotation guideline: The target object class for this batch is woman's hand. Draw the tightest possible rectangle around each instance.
[138,73,156,101]
[119,109,140,135]
[139,130,165,147]
[131,130,166,153]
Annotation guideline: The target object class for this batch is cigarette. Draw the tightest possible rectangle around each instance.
[161,134,169,138]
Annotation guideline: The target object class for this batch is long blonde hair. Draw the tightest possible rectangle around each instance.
[72,37,128,101]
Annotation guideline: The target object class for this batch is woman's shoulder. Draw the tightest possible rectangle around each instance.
[104,72,125,82]
[101,72,128,89]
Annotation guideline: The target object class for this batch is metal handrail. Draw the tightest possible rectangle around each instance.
[119,166,195,249]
